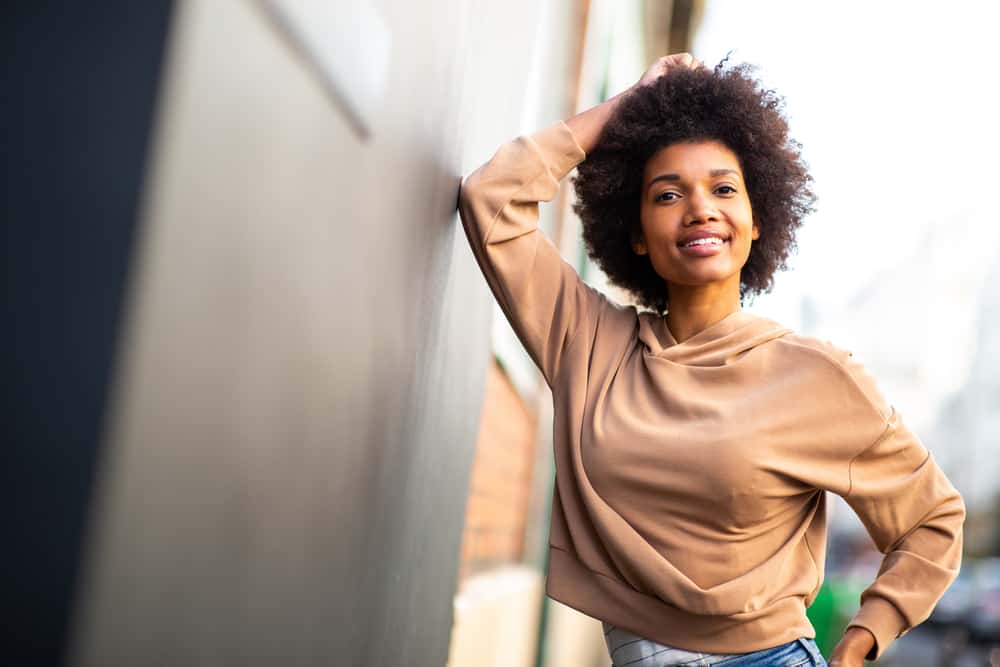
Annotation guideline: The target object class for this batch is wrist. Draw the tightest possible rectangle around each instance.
[606,85,635,109]
[839,626,876,658]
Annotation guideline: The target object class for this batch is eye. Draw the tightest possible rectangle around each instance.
[654,191,679,203]
[715,185,737,195]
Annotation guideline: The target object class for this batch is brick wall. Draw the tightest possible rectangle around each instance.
[456,359,539,583]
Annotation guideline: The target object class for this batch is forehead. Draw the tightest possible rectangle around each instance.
[642,140,743,181]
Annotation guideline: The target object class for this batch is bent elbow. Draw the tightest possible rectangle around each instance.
[458,170,486,214]
[943,488,967,531]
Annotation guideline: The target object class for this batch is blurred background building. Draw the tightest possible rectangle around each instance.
[4,1,999,666]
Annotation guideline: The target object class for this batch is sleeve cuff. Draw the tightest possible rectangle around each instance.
[526,121,587,182]
[845,596,909,660]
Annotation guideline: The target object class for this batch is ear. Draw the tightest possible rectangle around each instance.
[751,222,760,241]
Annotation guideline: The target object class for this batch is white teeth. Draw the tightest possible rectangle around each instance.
[683,237,724,247]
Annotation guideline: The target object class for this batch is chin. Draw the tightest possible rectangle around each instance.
[667,263,740,282]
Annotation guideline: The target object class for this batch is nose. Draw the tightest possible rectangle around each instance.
[684,188,719,226]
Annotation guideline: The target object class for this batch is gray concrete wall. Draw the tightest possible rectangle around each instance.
[68,1,577,665]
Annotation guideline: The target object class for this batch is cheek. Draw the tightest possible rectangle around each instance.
[740,198,755,228]
[636,210,660,249]
[638,205,675,240]
[732,202,756,240]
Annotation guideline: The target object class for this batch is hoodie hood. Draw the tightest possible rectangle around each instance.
[637,309,792,366]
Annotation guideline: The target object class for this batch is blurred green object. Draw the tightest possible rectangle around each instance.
[807,582,836,655]
[807,577,867,659]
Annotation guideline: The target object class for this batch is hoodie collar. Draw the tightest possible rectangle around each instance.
[637,309,792,366]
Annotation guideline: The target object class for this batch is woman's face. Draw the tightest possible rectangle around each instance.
[635,140,759,295]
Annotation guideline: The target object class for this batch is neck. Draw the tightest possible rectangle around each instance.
[664,282,742,343]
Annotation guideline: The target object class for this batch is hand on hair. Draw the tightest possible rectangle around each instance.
[635,53,705,89]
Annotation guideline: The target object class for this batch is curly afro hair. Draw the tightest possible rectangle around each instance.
[572,60,816,314]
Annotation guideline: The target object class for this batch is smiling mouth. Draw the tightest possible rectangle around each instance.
[679,237,729,248]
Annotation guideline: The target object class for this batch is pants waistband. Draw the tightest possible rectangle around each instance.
[795,637,825,663]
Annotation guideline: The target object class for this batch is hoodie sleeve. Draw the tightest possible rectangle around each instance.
[458,121,609,388]
[835,352,966,661]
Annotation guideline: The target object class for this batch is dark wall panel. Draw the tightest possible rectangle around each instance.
[1,3,174,664]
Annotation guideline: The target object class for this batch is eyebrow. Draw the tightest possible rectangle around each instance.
[646,169,740,192]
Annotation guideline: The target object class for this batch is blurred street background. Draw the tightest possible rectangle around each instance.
[4,1,1000,665]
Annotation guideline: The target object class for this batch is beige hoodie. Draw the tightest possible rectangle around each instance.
[457,120,965,660]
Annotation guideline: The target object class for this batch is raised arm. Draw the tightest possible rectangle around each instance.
[458,120,600,388]
[458,54,703,387]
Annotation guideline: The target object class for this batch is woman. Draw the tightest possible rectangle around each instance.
[457,54,965,666]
